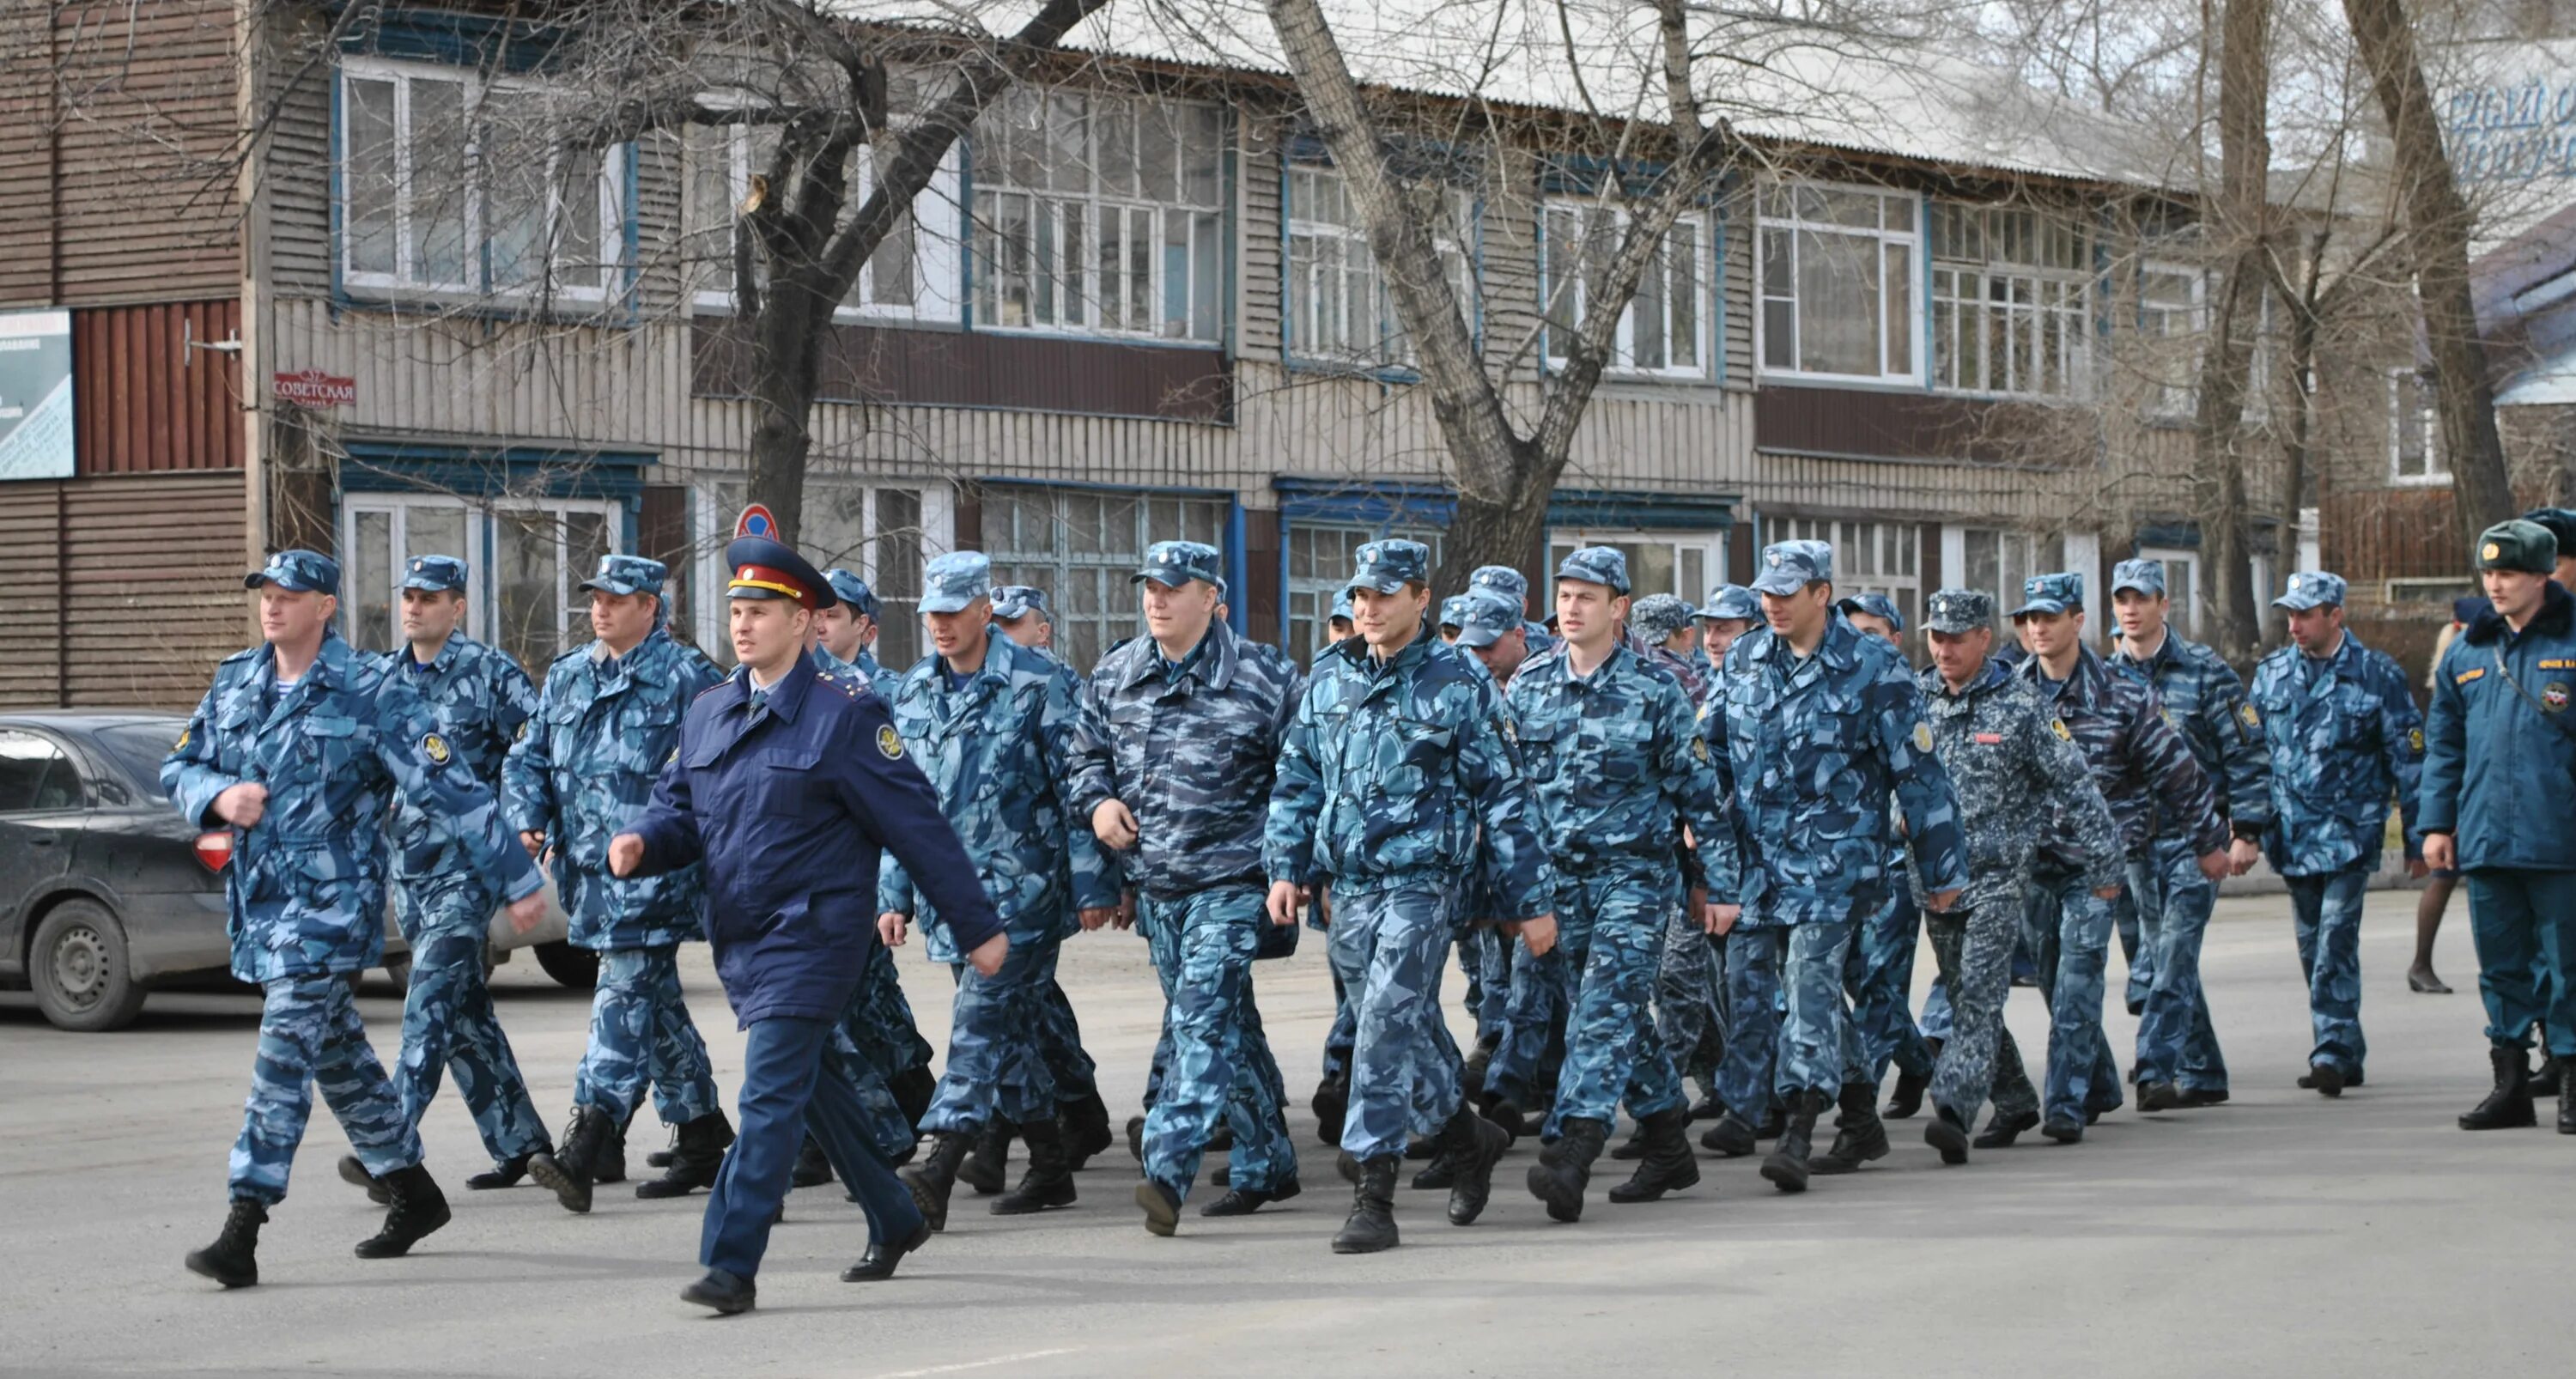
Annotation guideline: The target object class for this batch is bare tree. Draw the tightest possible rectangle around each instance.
[2190,0,2274,661]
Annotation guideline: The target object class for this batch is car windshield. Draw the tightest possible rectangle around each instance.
[94,722,186,796]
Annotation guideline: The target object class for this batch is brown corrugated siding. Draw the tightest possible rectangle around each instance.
[691,319,1236,423]
[73,300,247,474]
[1754,386,2051,466]
[0,471,247,710]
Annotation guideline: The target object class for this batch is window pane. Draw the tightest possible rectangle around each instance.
[1883,241,1911,375]
[1139,106,1177,203]
[563,510,611,650]
[1163,210,1191,337]
[1796,228,1880,374]
[0,732,77,814]
[1047,92,1088,195]
[404,504,467,571]
[1633,239,1667,370]
[1182,105,1222,206]
[867,204,917,307]
[875,489,923,670]
[1191,211,1221,340]
[410,76,471,286]
[496,511,561,669]
[1095,204,1125,331]
[354,509,393,653]
[1669,218,1698,370]
[483,88,546,289]
[1097,100,1136,197]
[558,145,605,289]
[1127,207,1153,331]
[347,77,399,276]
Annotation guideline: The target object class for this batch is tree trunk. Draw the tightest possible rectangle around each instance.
[2190,0,2269,663]
[2342,0,2518,542]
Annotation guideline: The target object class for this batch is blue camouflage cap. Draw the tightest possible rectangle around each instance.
[920,551,993,614]
[1437,594,1476,629]
[823,569,879,617]
[1329,589,1354,623]
[2010,572,2084,618]
[1348,538,1431,595]
[1134,539,1224,590]
[1837,592,1905,634]
[2111,558,2166,598]
[578,553,667,599]
[1454,592,1519,648]
[399,554,467,594]
[1469,565,1529,606]
[992,584,1051,621]
[1555,545,1631,595]
[1631,593,1695,641]
[1696,583,1760,623]
[1752,540,1832,596]
[246,549,340,597]
[2272,570,2347,611]
[1923,588,1993,635]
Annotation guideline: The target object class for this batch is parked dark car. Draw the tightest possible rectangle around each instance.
[0,710,591,1032]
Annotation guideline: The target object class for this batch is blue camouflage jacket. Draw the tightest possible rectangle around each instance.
[625,657,1003,1026]
[2020,644,2226,878]
[1066,620,1306,900]
[879,629,1119,957]
[385,630,539,889]
[1710,613,1968,925]
[1265,627,1555,919]
[1505,642,1736,897]
[2111,630,2272,838]
[2421,581,2576,871]
[1916,658,2122,914]
[163,633,543,981]
[503,628,723,950]
[2251,631,2425,876]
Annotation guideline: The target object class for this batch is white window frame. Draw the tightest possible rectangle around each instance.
[968,89,1228,344]
[1928,203,2094,400]
[1942,525,2069,623]
[1754,181,1923,385]
[2138,260,2207,422]
[340,492,623,669]
[1770,515,1923,634]
[1545,530,1726,604]
[1285,166,1477,368]
[1285,521,1446,663]
[2387,367,2451,486]
[338,57,628,302]
[693,481,955,666]
[2136,545,2203,638]
[1541,200,1712,380]
[979,486,1231,670]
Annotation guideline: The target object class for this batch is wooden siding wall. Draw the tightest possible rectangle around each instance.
[0,473,247,709]
[0,1,240,309]
[73,300,248,474]
[691,321,1234,422]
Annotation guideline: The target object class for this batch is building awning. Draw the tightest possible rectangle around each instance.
[337,441,657,504]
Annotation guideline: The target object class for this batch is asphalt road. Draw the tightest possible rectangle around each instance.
[4,890,2568,1378]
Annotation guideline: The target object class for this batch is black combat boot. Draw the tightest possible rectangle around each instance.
[526,1106,604,1214]
[1608,1121,1651,1161]
[1885,1066,1928,1120]
[991,1117,1077,1214]
[1923,1103,1971,1165]
[958,1121,1012,1195]
[892,1065,937,1129]
[1759,1089,1829,1194]
[1755,1103,1786,1139]
[1811,1082,1892,1175]
[1525,1115,1609,1223]
[2137,1080,2184,1113]
[465,1151,540,1191]
[680,1267,756,1315]
[1410,1145,1459,1191]
[899,1130,974,1230]
[2528,1054,2565,1098]
[645,1131,675,1170]
[337,1153,392,1206]
[1125,1114,1146,1162]
[1313,1075,1350,1145]
[790,1134,835,1189]
[592,1114,629,1183]
[1060,1088,1115,1171]
[184,1198,265,1289]
[354,1163,452,1258]
[843,1218,933,1281]
[1973,1109,2040,1149]
[1331,1157,1400,1254]
[1699,1109,1758,1157]
[1439,1106,1510,1226]
[1201,1177,1299,1218]
[635,1111,734,1200]
[2460,1046,2538,1131]
[1687,1094,1723,1121]
[1479,1097,1525,1146]
[1607,1107,1700,1205]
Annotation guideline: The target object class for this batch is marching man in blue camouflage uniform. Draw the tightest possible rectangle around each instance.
[506,555,731,1212]
[1510,549,1737,1222]
[815,568,884,679]
[1267,539,1554,1253]
[886,553,1121,1228]
[1629,593,1707,698]
[1471,564,1558,659]
[992,585,1056,656]
[169,550,549,1288]
[1913,589,2122,1163]
[337,555,553,1203]
[1656,583,1761,1123]
[1310,587,1361,1145]
[1067,540,1307,1235]
[1998,572,2227,1145]
[2250,571,2426,1098]
[2109,559,2270,1113]
[1709,541,1967,1193]
[1445,592,1532,1107]
[1830,592,1941,1132]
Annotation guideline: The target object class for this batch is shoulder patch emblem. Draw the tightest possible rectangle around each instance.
[2455,668,2486,686]
[421,732,451,764]
[1692,736,1709,762]
[174,726,190,753]
[514,719,528,743]
[1911,721,1934,752]
[878,724,906,759]
[2544,683,2570,714]
[2238,703,2260,729]
[2408,727,2426,751]
[1501,715,1518,745]
[2050,718,2073,741]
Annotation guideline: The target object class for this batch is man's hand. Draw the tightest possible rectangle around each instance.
[607,833,645,878]
[2093,885,2123,901]
[2196,848,2230,884]
[503,891,547,934]
[213,782,267,829]
[1925,887,1964,914]
[966,930,1009,977]
[1265,880,1305,927]
[878,912,909,948]
[1078,907,1120,932]
[1702,902,1741,936]
[519,829,545,861]
[1515,913,1559,958]
[1091,799,1139,850]
[2227,837,2262,877]
[1113,893,1137,931]
[2425,833,2457,872]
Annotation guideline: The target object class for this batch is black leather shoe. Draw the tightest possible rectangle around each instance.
[185,1198,264,1289]
[2178,1087,2231,1107]
[1200,1179,1298,1218]
[1923,1105,1970,1165]
[843,1218,933,1280]
[1885,1068,1927,1120]
[1606,1107,1699,1205]
[681,1268,756,1315]
[2461,1046,2537,1131]
[354,1163,451,1258]
[2138,1081,2184,1113]
[1699,1111,1757,1157]
[1331,1158,1400,1254]
[2304,1063,2347,1098]
[337,1153,392,1206]
[2040,1118,2084,1145]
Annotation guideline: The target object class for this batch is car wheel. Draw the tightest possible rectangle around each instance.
[532,939,598,989]
[29,899,149,1033]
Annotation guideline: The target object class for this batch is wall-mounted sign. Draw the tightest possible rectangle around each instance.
[274,368,356,408]
[0,309,75,481]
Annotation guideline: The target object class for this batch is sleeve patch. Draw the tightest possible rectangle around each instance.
[174,726,190,753]
[877,725,907,759]
[2408,727,2425,752]
[1692,736,1710,762]
[2455,668,2486,685]
[2050,718,2073,741]
[2237,703,2260,729]
[421,732,451,765]
[1911,721,1934,752]
[513,719,528,743]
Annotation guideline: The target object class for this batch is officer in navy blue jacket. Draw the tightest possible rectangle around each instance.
[614,537,1006,1316]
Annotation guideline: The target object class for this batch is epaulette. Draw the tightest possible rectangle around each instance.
[218,645,264,666]
[691,677,732,701]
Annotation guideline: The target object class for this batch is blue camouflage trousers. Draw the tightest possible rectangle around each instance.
[821,945,933,1162]
[1844,890,1935,1084]
[1319,967,1356,1084]
[1992,877,2121,1127]
[574,945,720,1129]
[1482,930,1572,1111]
[1923,902,2015,1130]
[1458,926,1512,1048]
[1919,978,1953,1042]
[231,975,421,1206]
[2129,840,2228,1093]
[1137,886,1297,1200]
[2286,867,2371,1078]
[2115,878,2157,1013]
[1656,910,1726,1098]
[391,877,548,1163]
[1777,917,1867,1098]
[1546,871,1687,1133]
[1328,882,1467,1162]
[925,929,1069,1133]
[1715,926,1785,1118]
[2468,869,2576,1057]
[1037,970,1100,1108]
